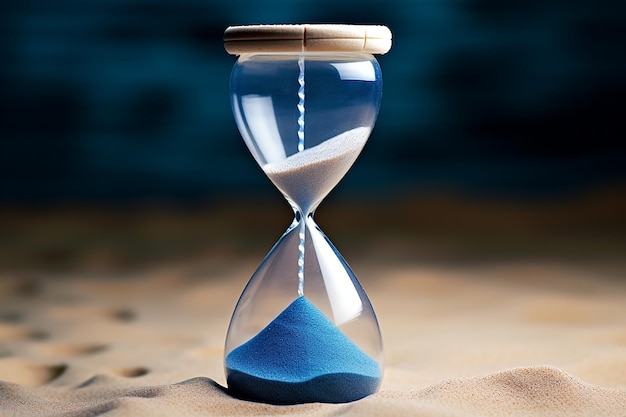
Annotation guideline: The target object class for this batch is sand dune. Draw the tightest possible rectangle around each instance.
[1,261,625,416]
[2,367,624,416]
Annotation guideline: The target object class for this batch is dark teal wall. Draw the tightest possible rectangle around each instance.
[1,0,624,202]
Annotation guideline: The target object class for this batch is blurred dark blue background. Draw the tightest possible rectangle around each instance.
[1,0,625,203]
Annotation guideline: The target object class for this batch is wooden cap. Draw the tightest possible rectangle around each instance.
[224,24,392,55]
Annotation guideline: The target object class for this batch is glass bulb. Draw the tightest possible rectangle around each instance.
[224,38,387,405]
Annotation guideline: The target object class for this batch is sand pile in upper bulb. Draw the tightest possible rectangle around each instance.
[262,127,370,212]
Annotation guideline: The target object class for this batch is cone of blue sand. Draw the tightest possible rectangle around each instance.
[225,296,381,404]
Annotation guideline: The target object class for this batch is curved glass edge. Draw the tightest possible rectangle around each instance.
[223,216,383,365]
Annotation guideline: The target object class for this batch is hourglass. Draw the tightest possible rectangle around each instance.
[223,24,392,404]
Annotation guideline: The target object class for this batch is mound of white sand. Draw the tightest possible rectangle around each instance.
[262,127,370,212]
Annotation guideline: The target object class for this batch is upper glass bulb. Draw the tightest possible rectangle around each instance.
[230,52,382,214]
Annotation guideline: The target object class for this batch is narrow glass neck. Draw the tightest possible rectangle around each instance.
[289,202,316,224]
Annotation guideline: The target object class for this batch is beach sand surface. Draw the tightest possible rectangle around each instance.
[1,260,625,417]
[0,199,625,416]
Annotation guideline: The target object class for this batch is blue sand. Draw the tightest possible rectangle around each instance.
[225,296,381,404]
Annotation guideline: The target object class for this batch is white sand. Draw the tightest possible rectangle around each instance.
[262,127,370,213]
[1,260,625,416]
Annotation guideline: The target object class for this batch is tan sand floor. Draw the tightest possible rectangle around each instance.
[1,258,625,416]
[1,196,625,416]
